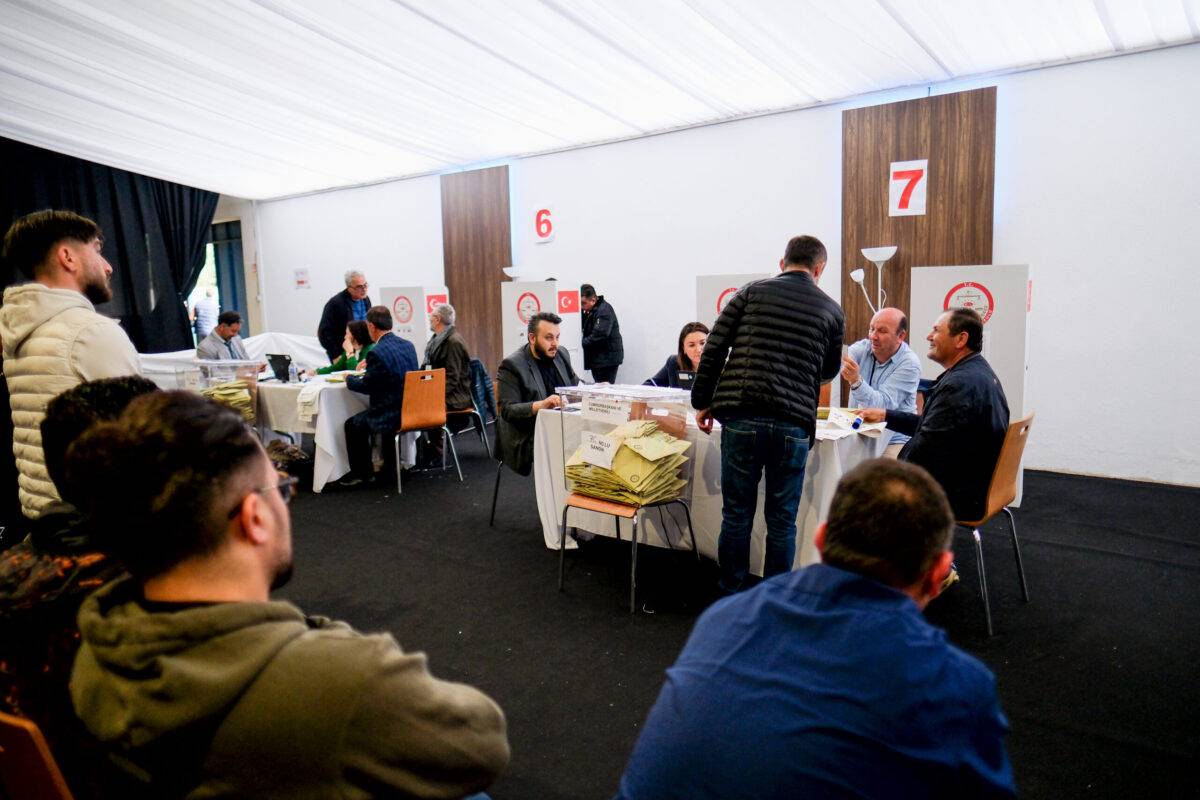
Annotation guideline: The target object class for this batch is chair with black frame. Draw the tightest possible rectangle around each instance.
[0,710,74,799]
[489,381,509,526]
[956,412,1034,636]
[393,369,462,494]
[447,400,491,459]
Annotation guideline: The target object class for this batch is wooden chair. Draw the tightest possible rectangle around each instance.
[558,493,698,613]
[394,369,462,493]
[0,710,74,799]
[956,412,1034,636]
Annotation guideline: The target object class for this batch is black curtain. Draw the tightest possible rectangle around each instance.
[0,137,219,353]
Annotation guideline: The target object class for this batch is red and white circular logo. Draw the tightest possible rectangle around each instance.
[516,291,541,324]
[944,282,995,323]
[392,295,414,325]
[716,287,738,315]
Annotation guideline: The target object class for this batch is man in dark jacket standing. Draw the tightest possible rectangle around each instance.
[580,284,623,383]
[692,235,843,593]
[317,270,371,361]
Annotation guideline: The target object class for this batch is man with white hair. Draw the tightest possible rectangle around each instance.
[424,303,472,412]
[317,270,371,361]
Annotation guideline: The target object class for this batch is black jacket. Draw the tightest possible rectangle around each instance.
[424,327,473,411]
[496,345,579,476]
[691,270,843,440]
[644,355,696,390]
[581,297,624,370]
[887,353,1010,522]
[317,289,372,361]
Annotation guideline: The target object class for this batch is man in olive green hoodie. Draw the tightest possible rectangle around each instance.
[68,391,509,798]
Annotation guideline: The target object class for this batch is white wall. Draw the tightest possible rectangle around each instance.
[255,176,444,335]
[252,43,1200,485]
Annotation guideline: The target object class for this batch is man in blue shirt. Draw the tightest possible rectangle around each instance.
[841,306,922,457]
[342,305,417,485]
[616,458,1016,800]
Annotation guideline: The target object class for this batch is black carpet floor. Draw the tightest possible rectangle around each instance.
[276,434,1200,799]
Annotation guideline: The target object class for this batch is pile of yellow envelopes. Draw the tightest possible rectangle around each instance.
[566,419,691,506]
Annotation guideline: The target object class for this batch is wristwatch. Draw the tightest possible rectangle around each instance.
[850,379,862,390]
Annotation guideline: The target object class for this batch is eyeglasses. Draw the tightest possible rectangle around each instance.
[227,472,299,519]
[350,282,369,290]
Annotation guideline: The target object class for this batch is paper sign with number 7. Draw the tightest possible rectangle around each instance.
[889,159,927,217]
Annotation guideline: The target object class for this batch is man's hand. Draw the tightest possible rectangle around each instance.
[840,355,860,385]
[858,408,886,424]
[695,408,714,435]
[355,359,367,372]
[533,394,563,413]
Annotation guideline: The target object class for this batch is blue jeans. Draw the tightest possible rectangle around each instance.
[718,418,810,592]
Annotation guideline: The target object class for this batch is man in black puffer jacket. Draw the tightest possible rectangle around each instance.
[580,284,624,383]
[692,235,843,593]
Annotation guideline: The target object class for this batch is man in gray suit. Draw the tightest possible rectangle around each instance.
[196,311,249,360]
[496,311,579,476]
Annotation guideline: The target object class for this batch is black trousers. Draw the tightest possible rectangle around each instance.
[590,365,619,383]
[344,411,380,479]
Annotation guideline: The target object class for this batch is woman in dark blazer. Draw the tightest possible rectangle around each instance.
[644,322,708,390]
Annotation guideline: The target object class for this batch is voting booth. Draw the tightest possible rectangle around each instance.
[911,263,1030,501]
[695,273,771,327]
[378,285,448,359]
[499,280,582,368]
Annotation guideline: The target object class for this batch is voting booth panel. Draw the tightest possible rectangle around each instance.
[379,285,449,358]
[695,273,772,327]
[500,280,582,367]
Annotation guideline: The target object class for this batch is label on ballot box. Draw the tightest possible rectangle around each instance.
[582,395,631,424]
[580,431,617,469]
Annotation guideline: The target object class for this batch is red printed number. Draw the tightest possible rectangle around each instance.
[892,169,924,210]
[535,209,553,238]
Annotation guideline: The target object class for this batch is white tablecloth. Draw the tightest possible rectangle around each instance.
[533,411,891,573]
[257,377,367,492]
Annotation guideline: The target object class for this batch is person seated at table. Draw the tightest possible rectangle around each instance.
[839,307,921,458]
[615,458,1016,800]
[314,320,374,375]
[196,310,249,360]
[644,322,708,389]
[423,303,472,411]
[496,311,579,476]
[341,306,418,485]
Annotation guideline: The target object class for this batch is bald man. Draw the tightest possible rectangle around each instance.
[841,307,921,457]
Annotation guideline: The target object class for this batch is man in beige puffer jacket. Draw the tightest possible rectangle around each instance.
[0,210,140,521]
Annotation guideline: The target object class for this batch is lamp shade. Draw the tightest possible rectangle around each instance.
[860,246,898,264]
[850,268,866,284]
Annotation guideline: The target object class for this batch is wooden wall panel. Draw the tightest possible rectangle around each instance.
[841,87,995,397]
[440,166,511,375]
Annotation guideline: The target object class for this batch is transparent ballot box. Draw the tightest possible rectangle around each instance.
[196,359,262,423]
[141,362,202,391]
[554,383,696,551]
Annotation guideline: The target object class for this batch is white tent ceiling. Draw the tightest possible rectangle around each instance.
[2,0,1197,200]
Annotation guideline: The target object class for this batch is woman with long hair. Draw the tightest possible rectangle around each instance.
[644,322,708,389]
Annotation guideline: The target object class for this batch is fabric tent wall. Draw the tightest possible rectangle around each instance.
[0,137,218,353]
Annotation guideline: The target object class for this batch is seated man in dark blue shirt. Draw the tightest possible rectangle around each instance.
[616,458,1016,800]
[343,305,417,484]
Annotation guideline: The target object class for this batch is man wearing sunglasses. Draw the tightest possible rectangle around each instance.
[318,269,372,361]
[67,391,510,798]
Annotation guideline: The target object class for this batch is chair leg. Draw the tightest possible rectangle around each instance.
[656,506,674,550]
[475,411,492,458]
[1003,507,1030,602]
[973,527,994,637]
[394,434,402,494]
[559,504,570,591]
[630,514,639,614]
[675,499,701,563]
[489,461,503,526]
[443,427,463,482]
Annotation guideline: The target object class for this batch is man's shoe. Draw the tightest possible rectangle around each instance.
[940,565,960,592]
[336,475,365,487]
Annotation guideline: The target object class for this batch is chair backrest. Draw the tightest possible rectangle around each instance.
[982,412,1035,520]
[0,710,75,800]
[399,369,447,432]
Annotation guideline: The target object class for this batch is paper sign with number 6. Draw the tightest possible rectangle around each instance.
[889,159,927,217]
[534,207,554,243]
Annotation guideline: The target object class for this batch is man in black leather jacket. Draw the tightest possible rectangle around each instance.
[580,284,623,383]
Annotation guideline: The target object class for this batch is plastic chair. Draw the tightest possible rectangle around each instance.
[956,412,1034,636]
[394,369,462,493]
[558,493,698,613]
[0,710,74,799]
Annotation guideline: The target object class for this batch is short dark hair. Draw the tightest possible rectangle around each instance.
[821,459,953,588]
[676,321,709,369]
[946,307,984,352]
[2,209,102,278]
[366,305,392,330]
[897,313,909,337]
[41,376,160,507]
[347,320,372,348]
[65,392,263,580]
[217,310,241,327]
[782,235,827,270]
[527,311,562,337]
[579,284,597,299]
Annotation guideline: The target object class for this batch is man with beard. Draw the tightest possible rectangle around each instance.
[496,311,579,476]
[0,210,140,522]
[68,391,510,798]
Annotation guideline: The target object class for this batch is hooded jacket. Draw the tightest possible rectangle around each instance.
[0,283,139,519]
[72,577,510,799]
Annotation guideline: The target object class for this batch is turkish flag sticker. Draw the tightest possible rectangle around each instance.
[558,290,579,314]
[426,294,447,313]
